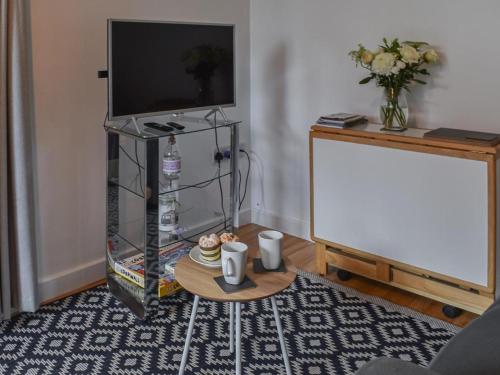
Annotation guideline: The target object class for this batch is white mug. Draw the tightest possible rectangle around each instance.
[258,230,283,270]
[221,242,248,285]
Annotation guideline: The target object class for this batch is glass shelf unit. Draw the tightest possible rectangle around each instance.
[105,116,241,319]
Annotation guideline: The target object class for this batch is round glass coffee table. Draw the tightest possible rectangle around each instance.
[175,255,297,375]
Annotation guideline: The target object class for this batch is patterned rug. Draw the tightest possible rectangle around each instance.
[0,271,458,375]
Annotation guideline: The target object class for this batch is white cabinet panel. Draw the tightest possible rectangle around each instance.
[313,138,489,286]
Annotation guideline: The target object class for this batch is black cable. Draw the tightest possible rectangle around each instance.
[238,169,242,206]
[180,170,218,189]
[214,111,227,231]
[134,140,144,195]
[120,145,144,169]
[239,149,250,210]
[217,167,226,231]
[102,111,108,128]
[214,111,221,150]
[161,171,230,193]
[191,179,215,189]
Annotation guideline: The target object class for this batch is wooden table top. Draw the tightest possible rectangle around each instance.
[311,123,500,155]
[175,255,297,302]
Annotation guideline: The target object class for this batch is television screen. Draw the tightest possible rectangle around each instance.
[108,20,235,119]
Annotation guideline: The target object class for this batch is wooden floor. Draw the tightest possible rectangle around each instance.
[237,223,477,328]
[48,223,476,327]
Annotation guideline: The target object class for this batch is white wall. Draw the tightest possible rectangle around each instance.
[31,0,251,301]
[250,0,500,239]
[31,0,500,300]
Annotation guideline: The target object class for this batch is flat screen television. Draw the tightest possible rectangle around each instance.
[108,20,235,120]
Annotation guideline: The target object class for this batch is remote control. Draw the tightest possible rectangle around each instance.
[144,122,174,132]
[167,121,185,130]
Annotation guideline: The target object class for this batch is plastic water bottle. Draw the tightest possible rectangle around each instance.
[159,194,179,236]
[163,135,181,179]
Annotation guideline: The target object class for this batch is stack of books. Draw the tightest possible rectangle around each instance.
[317,113,367,128]
[423,128,500,146]
[113,242,191,298]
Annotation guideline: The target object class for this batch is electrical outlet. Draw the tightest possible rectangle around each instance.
[212,143,248,163]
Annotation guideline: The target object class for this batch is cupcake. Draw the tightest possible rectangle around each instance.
[220,232,240,244]
[198,233,221,262]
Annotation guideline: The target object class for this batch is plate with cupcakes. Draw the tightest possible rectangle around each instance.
[189,232,240,268]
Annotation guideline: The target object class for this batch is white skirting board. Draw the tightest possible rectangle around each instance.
[237,207,253,230]
[38,257,106,302]
[251,207,310,240]
[39,208,253,302]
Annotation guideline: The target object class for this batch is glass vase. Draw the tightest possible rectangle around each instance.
[379,88,409,132]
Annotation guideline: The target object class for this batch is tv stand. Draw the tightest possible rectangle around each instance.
[170,112,185,118]
[119,116,141,134]
[105,115,242,319]
[205,106,229,123]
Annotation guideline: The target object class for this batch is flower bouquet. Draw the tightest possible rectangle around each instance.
[349,38,439,131]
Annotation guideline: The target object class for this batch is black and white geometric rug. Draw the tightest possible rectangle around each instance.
[0,271,458,375]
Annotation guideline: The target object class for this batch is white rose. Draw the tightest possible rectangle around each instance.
[371,53,396,76]
[361,50,374,65]
[423,49,439,63]
[399,44,420,64]
[391,60,406,74]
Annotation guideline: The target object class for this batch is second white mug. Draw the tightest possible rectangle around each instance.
[221,242,248,285]
[258,230,283,270]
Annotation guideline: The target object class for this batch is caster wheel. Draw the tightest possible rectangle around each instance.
[337,269,353,281]
[442,305,462,319]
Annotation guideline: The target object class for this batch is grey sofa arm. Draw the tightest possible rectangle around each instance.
[356,358,441,375]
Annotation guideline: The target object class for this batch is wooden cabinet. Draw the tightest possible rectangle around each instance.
[310,124,500,314]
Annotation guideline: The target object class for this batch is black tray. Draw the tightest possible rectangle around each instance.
[214,275,256,294]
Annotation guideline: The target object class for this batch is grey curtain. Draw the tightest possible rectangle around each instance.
[0,0,39,320]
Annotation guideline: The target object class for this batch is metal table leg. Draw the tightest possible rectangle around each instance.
[235,302,242,375]
[179,295,200,375]
[271,296,292,375]
[230,302,235,353]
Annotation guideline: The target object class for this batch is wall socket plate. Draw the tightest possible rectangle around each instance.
[213,143,248,163]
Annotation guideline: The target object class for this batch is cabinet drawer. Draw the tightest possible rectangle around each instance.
[326,249,377,279]
[392,268,493,313]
